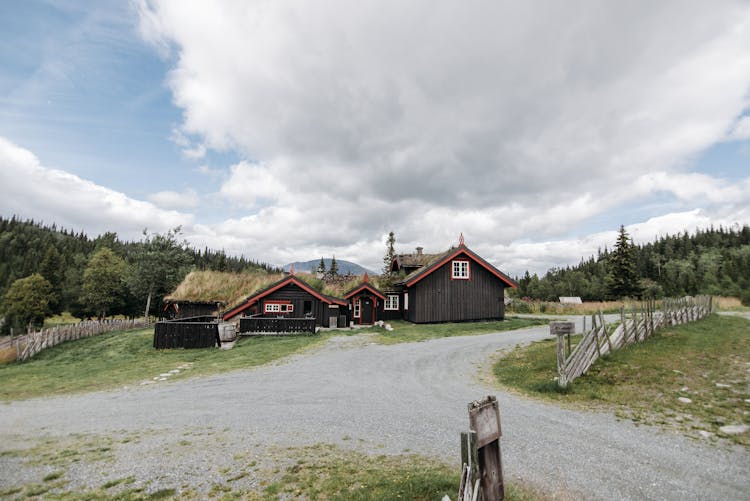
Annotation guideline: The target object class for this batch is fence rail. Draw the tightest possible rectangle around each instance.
[239,316,317,336]
[153,320,219,349]
[556,296,713,387]
[4,318,149,362]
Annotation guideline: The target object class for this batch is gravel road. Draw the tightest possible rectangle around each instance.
[1,322,748,499]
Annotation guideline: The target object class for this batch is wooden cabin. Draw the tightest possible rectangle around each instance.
[392,240,518,323]
[222,275,348,328]
[342,274,404,325]
[162,300,224,320]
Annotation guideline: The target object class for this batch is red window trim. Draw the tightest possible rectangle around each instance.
[451,259,471,280]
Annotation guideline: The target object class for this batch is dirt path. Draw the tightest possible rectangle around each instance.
[1,324,748,499]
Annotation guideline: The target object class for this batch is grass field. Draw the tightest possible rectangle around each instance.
[0,328,326,401]
[369,317,548,344]
[493,314,750,445]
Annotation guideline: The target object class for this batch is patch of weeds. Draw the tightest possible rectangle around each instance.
[227,471,249,482]
[148,488,177,499]
[0,486,22,497]
[43,470,65,482]
[178,440,191,446]
[102,476,136,489]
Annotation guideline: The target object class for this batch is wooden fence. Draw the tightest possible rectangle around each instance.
[3,318,149,363]
[555,296,713,388]
[239,316,317,336]
[153,318,220,349]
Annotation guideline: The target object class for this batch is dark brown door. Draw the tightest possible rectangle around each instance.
[361,298,374,324]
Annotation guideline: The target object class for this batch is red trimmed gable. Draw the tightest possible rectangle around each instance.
[403,245,518,289]
[223,275,346,321]
[344,283,386,301]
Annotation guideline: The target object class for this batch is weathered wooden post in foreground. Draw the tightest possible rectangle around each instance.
[551,321,575,388]
[459,395,504,501]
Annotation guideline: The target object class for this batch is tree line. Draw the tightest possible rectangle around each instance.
[0,216,279,332]
[515,224,750,303]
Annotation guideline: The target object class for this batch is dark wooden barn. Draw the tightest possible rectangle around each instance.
[222,275,348,328]
[395,240,518,324]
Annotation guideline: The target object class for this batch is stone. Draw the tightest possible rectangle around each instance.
[158,377,167,381]
[719,424,749,435]
[698,430,713,439]
[680,386,689,392]
[159,373,171,377]
[715,383,731,388]
[678,397,692,404]
[169,369,180,374]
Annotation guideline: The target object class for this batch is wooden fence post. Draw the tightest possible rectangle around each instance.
[468,396,504,501]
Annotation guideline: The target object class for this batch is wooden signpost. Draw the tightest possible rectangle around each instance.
[460,395,504,501]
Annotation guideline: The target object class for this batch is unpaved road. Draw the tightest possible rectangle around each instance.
[1,323,748,499]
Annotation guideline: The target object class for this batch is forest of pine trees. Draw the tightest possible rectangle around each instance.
[0,216,280,326]
[514,225,750,303]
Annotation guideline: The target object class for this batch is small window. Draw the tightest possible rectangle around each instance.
[404,292,409,310]
[265,302,292,313]
[384,294,399,310]
[353,299,361,318]
[452,260,470,279]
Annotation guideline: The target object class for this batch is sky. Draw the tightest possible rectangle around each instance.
[1,0,749,277]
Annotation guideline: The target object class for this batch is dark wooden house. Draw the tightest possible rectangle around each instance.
[222,275,348,328]
[392,239,518,323]
[162,300,224,320]
[343,273,404,325]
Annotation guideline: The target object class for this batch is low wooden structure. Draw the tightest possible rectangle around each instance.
[153,315,220,349]
[555,296,713,387]
[239,316,316,335]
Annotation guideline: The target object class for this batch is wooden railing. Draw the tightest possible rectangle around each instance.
[4,319,149,362]
[239,316,317,335]
[153,318,220,349]
[556,296,713,388]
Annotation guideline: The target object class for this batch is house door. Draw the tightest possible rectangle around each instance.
[360,297,374,325]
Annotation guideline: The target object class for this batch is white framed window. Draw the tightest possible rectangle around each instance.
[265,302,293,313]
[452,260,470,280]
[353,299,361,318]
[384,294,399,310]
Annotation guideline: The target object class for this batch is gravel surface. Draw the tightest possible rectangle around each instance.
[1,322,748,499]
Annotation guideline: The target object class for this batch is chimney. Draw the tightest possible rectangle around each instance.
[416,246,423,256]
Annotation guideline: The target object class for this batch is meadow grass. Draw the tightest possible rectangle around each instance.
[370,317,548,344]
[493,314,750,445]
[0,327,326,401]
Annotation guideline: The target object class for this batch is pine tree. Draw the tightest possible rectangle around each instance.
[606,225,642,299]
[382,231,396,275]
[329,256,339,276]
[316,257,326,275]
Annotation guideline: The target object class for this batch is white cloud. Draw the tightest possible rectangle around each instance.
[727,115,750,140]
[148,188,200,209]
[0,136,192,239]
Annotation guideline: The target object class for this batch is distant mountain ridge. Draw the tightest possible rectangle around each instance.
[283,258,374,276]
